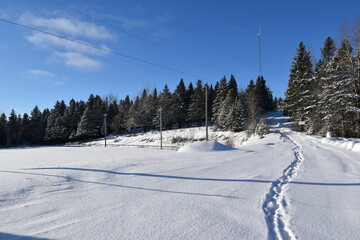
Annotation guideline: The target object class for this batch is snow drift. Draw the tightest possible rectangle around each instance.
[321,137,360,152]
[177,141,236,152]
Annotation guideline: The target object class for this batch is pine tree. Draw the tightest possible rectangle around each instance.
[218,90,234,130]
[126,97,140,130]
[327,39,358,137]
[173,79,187,127]
[111,95,131,133]
[20,113,31,144]
[0,113,7,145]
[228,97,247,132]
[255,75,274,113]
[187,80,205,126]
[316,37,337,135]
[45,100,68,143]
[156,85,175,129]
[212,76,228,129]
[207,84,215,121]
[7,109,20,145]
[149,88,159,129]
[105,100,119,134]
[228,74,238,102]
[29,106,46,144]
[245,80,259,133]
[185,82,194,126]
[136,89,156,131]
[355,39,360,138]
[284,42,315,130]
[76,95,105,140]
[65,100,85,141]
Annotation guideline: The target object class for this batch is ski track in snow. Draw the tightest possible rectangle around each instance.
[262,130,305,240]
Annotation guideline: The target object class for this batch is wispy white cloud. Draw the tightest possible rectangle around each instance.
[51,52,102,71]
[26,69,55,79]
[19,13,115,40]
[24,69,65,85]
[19,13,113,71]
[25,32,110,56]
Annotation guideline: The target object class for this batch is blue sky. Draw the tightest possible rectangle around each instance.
[0,0,360,115]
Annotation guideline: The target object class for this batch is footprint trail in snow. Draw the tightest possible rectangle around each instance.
[262,131,305,240]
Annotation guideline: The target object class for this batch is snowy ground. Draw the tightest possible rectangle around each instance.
[0,111,359,240]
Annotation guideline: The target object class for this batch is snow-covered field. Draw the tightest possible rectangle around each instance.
[1,111,359,240]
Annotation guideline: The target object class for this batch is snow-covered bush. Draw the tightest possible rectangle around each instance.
[224,137,235,147]
[171,136,191,144]
[247,118,269,138]
[255,119,269,137]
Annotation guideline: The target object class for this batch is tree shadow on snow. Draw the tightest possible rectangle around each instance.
[24,167,360,187]
[0,232,53,240]
[0,170,243,199]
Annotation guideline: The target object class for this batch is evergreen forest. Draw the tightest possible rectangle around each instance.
[284,34,360,138]
[0,76,275,146]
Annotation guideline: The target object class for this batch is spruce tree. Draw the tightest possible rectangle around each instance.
[316,37,337,135]
[76,95,105,140]
[126,97,140,130]
[227,94,247,132]
[228,74,238,102]
[185,82,194,126]
[66,99,85,141]
[255,76,274,113]
[187,80,205,126]
[7,109,20,145]
[212,76,228,129]
[173,79,187,127]
[149,88,159,129]
[136,89,155,131]
[112,95,131,133]
[157,85,175,129]
[284,42,315,130]
[207,84,215,121]
[0,113,7,145]
[20,113,31,144]
[45,100,68,143]
[245,80,259,132]
[29,106,46,144]
[327,39,358,137]
[218,90,234,130]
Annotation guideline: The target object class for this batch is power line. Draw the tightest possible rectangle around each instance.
[47,0,228,75]
[136,0,252,66]
[0,18,208,80]
[136,1,283,84]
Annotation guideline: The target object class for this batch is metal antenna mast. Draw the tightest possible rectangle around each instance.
[257,28,262,76]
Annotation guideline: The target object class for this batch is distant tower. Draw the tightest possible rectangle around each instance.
[257,28,262,76]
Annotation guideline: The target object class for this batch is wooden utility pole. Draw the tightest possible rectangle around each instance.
[159,107,163,149]
[205,83,209,141]
[104,113,107,147]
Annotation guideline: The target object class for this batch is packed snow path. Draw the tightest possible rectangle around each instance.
[0,111,359,240]
[262,131,304,240]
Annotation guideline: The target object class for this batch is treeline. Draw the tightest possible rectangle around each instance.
[285,34,360,137]
[0,75,276,146]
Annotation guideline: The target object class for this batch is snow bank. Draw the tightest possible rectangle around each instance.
[78,126,247,148]
[178,141,236,152]
[321,137,360,152]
